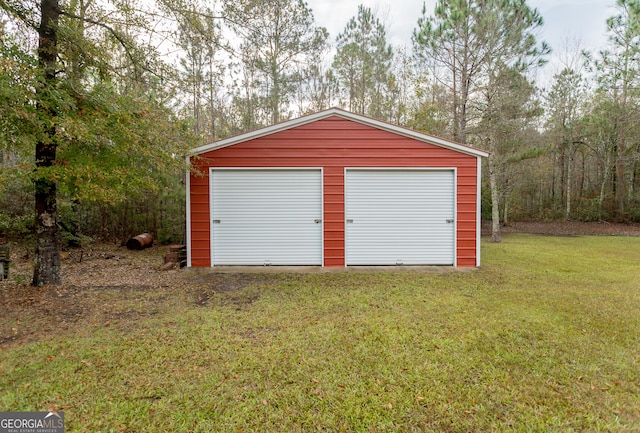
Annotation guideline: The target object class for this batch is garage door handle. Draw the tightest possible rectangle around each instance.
[314,219,322,224]
[347,219,354,223]
[213,219,221,224]
[446,219,454,223]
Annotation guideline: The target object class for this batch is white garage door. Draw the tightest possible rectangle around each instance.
[345,169,455,265]
[211,169,323,265]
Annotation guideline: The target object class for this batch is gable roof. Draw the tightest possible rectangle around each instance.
[190,107,489,158]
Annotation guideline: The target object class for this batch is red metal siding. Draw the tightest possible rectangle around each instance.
[189,170,211,266]
[190,116,480,267]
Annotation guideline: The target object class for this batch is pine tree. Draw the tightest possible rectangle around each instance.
[224,0,328,125]
[332,5,395,119]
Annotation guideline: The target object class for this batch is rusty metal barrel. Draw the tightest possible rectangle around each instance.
[126,233,154,250]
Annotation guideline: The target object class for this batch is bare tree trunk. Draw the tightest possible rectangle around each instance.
[615,146,626,218]
[631,155,638,200]
[192,54,200,137]
[488,154,501,243]
[565,140,573,220]
[451,45,459,142]
[271,59,280,123]
[579,149,585,199]
[599,150,612,220]
[209,56,216,141]
[503,189,509,226]
[559,144,566,210]
[616,63,628,219]
[33,0,62,286]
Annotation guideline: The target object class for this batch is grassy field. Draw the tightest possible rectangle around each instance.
[1,234,639,432]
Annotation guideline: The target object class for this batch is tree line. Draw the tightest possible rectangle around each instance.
[1,0,639,284]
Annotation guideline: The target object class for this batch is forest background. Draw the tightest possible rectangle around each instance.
[1,0,640,284]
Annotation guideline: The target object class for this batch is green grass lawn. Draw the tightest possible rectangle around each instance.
[1,234,639,432]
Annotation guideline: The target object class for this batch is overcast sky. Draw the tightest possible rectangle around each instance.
[306,0,614,85]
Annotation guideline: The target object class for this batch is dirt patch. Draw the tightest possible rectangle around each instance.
[0,245,274,347]
[483,221,640,237]
[193,274,275,307]
[191,273,276,292]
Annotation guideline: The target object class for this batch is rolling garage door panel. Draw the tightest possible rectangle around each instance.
[211,169,322,265]
[345,169,455,265]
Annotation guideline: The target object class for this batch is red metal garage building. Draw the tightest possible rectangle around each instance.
[187,108,488,268]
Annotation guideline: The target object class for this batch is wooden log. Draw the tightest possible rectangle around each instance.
[164,251,178,264]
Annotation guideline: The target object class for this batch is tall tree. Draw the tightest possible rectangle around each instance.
[0,0,194,285]
[224,0,328,125]
[29,0,62,284]
[413,0,479,143]
[413,0,549,241]
[581,95,622,220]
[332,4,395,119]
[292,63,336,115]
[176,5,225,143]
[589,0,640,218]
[414,0,548,142]
[478,67,542,238]
[545,68,586,220]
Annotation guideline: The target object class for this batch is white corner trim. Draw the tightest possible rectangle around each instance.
[185,155,192,267]
[476,157,482,267]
